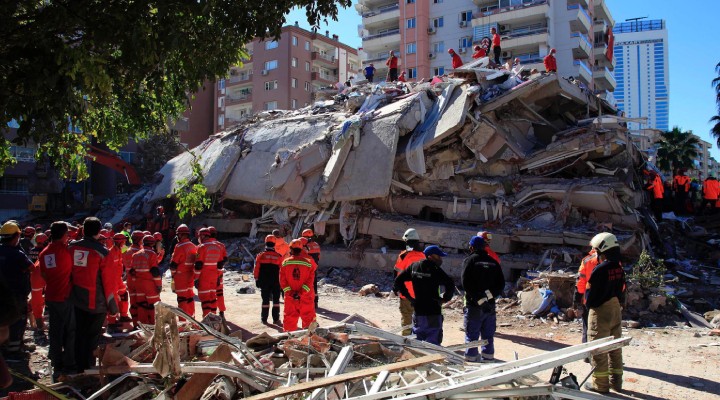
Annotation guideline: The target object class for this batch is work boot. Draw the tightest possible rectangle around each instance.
[273,319,282,326]
[610,375,623,392]
[584,382,609,394]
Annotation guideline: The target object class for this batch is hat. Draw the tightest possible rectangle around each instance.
[265,235,276,245]
[1,221,21,236]
[423,245,448,258]
[550,48,556,53]
[302,229,314,238]
[290,239,304,250]
[469,236,485,249]
[447,48,455,54]
[104,223,113,229]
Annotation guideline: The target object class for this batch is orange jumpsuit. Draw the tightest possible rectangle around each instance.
[106,244,129,323]
[170,239,197,317]
[280,255,316,332]
[124,244,141,324]
[214,240,228,313]
[274,238,290,258]
[131,247,161,324]
[27,245,45,323]
[306,240,321,307]
[195,240,227,316]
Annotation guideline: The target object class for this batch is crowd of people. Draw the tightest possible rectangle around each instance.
[644,168,720,219]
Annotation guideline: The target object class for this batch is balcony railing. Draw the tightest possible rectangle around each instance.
[573,59,592,76]
[475,0,547,18]
[361,4,399,18]
[515,52,543,64]
[228,74,252,83]
[501,23,548,40]
[567,3,591,26]
[312,52,336,63]
[362,28,400,41]
[570,32,592,48]
[312,72,337,82]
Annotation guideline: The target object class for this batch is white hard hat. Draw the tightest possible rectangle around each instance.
[589,232,619,253]
[402,228,420,242]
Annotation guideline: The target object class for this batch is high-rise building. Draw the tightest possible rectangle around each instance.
[692,134,713,179]
[356,0,616,94]
[612,19,669,132]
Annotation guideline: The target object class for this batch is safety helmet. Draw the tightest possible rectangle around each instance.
[589,232,619,253]
[299,237,309,246]
[447,48,455,54]
[113,233,127,242]
[23,226,36,236]
[35,233,48,245]
[265,234,276,244]
[402,228,420,242]
[514,57,520,63]
[198,228,210,237]
[289,239,304,250]
[131,230,145,243]
[476,231,493,242]
[176,224,191,235]
[143,235,156,246]
[44,229,51,237]
[104,222,113,230]
[550,48,556,53]
[156,205,164,212]
[208,226,217,237]
[302,229,314,238]
[153,232,163,241]
[100,229,111,238]
[35,224,43,230]
[474,45,481,51]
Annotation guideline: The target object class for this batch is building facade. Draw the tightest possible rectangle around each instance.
[692,134,713,179]
[357,0,616,94]
[612,19,669,132]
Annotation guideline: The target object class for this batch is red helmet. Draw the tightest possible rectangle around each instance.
[131,230,145,243]
[143,230,152,236]
[447,48,455,54]
[289,239,304,250]
[265,235,276,244]
[35,233,48,245]
[143,235,156,246]
[301,229,314,238]
[100,229,111,238]
[35,224,43,230]
[176,224,191,235]
[113,233,127,242]
[208,226,217,236]
[23,226,36,236]
[299,237,309,246]
[44,229,51,237]
[474,45,481,51]
[477,231,493,243]
[198,228,210,237]
[156,205,164,213]
[153,232,163,241]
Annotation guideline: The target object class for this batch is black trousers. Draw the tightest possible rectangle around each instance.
[47,301,76,373]
[388,68,398,82]
[260,284,281,322]
[493,46,502,64]
[651,198,663,220]
[74,307,106,371]
[7,297,27,351]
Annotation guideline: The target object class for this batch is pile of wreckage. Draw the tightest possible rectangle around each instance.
[23,302,630,399]
[150,58,649,282]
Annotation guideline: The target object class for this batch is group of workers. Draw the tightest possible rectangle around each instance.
[645,169,720,219]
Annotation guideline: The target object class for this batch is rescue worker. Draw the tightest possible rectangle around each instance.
[19,225,35,254]
[302,229,321,308]
[584,232,626,394]
[461,236,505,361]
[699,175,720,215]
[394,245,455,345]
[69,217,119,372]
[672,169,691,214]
[153,232,165,261]
[121,222,133,244]
[131,235,162,324]
[280,239,316,332]
[29,233,49,331]
[472,45,487,59]
[385,50,399,82]
[194,228,227,316]
[124,231,145,325]
[39,222,75,381]
[574,249,599,343]
[476,231,500,264]
[107,234,130,325]
[254,235,284,324]
[543,48,557,73]
[448,48,463,69]
[103,222,114,236]
[490,27,502,65]
[169,224,197,317]
[393,228,425,336]
[0,221,34,356]
[273,229,290,258]
[208,227,228,317]
[645,171,664,220]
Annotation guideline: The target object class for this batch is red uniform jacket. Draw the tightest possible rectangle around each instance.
[107,245,125,291]
[195,240,227,278]
[123,244,141,271]
[132,247,161,287]
[39,242,73,302]
[543,54,557,72]
[69,238,119,314]
[254,249,283,287]
[394,250,425,299]
[673,175,690,193]
[170,239,197,274]
[702,178,720,200]
[386,55,398,69]
[280,256,315,296]
[647,175,664,199]
[472,48,487,59]
[451,53,464,69]
[306,241,321,264]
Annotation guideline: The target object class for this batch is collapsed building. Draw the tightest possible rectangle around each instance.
[151,63,649,282]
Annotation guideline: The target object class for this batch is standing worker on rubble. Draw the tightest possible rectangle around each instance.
[273,229,290,258]
[574,249,599,343]
[0,221,34,356]
[364,63,376,83]
[69,217,119,372]
[394,245,455,345]
[28,233,48,332]
[207,227,228,317]
[107,234,130,327]
[583,232,626,394]
[472,45,487,59]
[672,169,691,214]
[131,235,162,324]
[393,229,425,336]
[448,49,463,69]
[302,229,321,308]
[124,230,145,326]
[194,228,227,317]
[490,27,502,65]
[169,224,197,318]
[19,226,35,255]
[698,175,720,215]
[461,236,505,361]
[543,48,557,73]
[280,239,316,331]
[254,235,284,325]
[645,171,664,220]
[385,50,399,82]
[476,231,500,264]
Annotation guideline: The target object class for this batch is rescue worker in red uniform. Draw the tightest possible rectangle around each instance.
[448,48,463,69]
[574,249,599,344]
[394,228,425,336]
[645,172,664,220]
[302,229,321,308]
[194,228,227,316]
[153,232,165,261]
[69,217,119,372]
[19,225,35,254]
[131,235,161,324]
[29,233,49,331]
[124,231,145,325]
[169,224,197,318]
[208,227,228,316]
[672,169,691,214]
[106,234,130,325]
[476,231,500,264]
[272,229,290,258]
[254,235,283,324]
[280,240,316,332]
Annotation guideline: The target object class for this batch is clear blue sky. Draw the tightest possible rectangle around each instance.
[286,1,720,158]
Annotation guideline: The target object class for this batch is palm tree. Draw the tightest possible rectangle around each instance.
[711,62,720,145]
[655,127,699,173]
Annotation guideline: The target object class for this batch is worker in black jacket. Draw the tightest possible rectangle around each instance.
[584,232,626,394]
[461,236,505,362]
[393,245,455,345]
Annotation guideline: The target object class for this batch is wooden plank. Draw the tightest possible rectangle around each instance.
[176,344,233,400]
[245,354,444,400]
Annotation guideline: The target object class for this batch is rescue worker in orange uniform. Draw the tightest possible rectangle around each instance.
[194,228,227,316]
[672,169,691,214]
[302,229,321,308]
[207,227,228,316]
[280,239,316,332]
[394,228,426,336]
[272,229,290,258]
[699,175,720,215]
[107,234,130,325]
[153,232,165,261]
[131,235,161,324]
[645,172,664,220]
[29,233,49,331]
[476,231,500,264]
[254,235,284,324]
[574,249,599,344]
[124,231,145,325]
[169,224,197,317]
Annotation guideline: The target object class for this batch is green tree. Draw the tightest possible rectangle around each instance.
[711,62,720,145]
[655,127,700,173]
[0,0,351,180]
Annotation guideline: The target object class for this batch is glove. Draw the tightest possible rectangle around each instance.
[194,279,199,289]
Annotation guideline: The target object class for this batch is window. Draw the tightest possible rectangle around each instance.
[218,115,224,126]
[265,60,278,70]
[264,80,278,90]
[292,57,298,67]
[432,41,445,53]
[292,36,298,46]
[0,177,29,194]
[407,0,415,3]
[305,82,310,91]
[406,42,417,54]
[305,41,310,51]
[431,17,444,28]
[291,78,297,88]
[305,61,310,71]
[408,68,417,79]
[460,11,472,22]
[433,67,445,76]
[265,41,278,50]
[265,101,278,111]
[459,37,472,49]
[218,97,224,108]
[433,0,443,3]
[291,99,297,109]
[218,79,225,90]
[406,18,416,29]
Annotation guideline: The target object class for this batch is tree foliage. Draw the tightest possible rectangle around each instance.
[655,127,699,173]
[172,152,211,219]
[133,132,181,183]
[711,62,720,146]
[629,250,665,290]
[0,0,351,179]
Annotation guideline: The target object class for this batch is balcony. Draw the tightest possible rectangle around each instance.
[361,4,400,28]
[227,74,252,86]
[362,29,400,50]
[593,0,615,27]
[471,0,549,27]
[226,93,252,106]
[567,4,591,33]
[495,24,548,52]
[312,71,338,85]
[593,41,607,58]
[573,59,592,85]
[567,0,589,7]
[570,32,591,59]
[312,51,338,66]
[593,66,616,91]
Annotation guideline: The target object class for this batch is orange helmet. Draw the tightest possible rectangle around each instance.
[153,232,163,241]
[265,234,276,244]
[289,239,304,250]
[299,237,309,246]
[176,224,190,235]
[35,233,48,245]
[477,231,493,242]
[301,229,314,238]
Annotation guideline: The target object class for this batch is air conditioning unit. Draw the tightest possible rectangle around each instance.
[459,21,467,28]
[428,53,436,59]
[458,48,467,54]
[261,70,269,76]
[427,27,436,34]
[499,24,507,31]
[502,51,510,57]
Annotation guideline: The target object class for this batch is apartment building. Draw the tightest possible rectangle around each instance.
[357,0,616,95]
[692,134,713,179]
[612,19,669,132]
